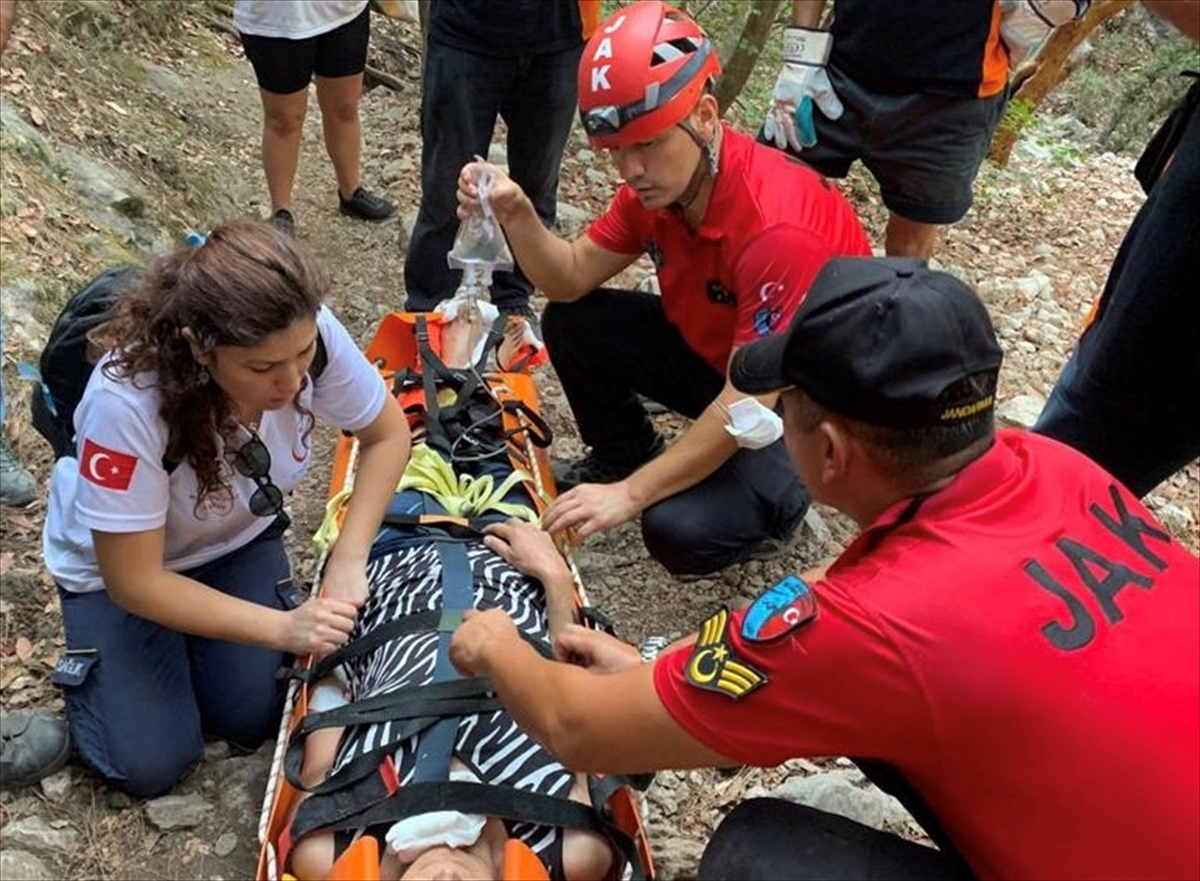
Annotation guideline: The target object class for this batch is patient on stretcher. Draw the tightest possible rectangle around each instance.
[278,300,625,880]
[287,499,617,881]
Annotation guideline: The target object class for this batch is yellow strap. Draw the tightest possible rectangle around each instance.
[312,488,354,557]
[312,445,540,557]
[398,444,539,521]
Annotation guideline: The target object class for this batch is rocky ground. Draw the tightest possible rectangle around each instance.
[1,8,1197,881]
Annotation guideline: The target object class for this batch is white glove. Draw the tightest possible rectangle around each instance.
[999,0,1090,68]
[762,27,843,153]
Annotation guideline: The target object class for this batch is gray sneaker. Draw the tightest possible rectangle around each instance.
[0,437,36,507]
[0,710,72,789]
[637,393,669,416]
[747,533,797,562]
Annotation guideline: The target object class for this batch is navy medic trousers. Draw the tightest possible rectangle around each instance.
[543,288,809,577]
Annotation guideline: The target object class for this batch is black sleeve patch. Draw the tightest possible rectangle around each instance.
[684,607,768,700]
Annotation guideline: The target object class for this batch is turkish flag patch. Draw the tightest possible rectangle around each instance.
[740,575,817,642]
[79,438,139,491]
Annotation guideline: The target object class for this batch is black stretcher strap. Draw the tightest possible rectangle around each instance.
[283,678,501,795]
[278,611,444,685]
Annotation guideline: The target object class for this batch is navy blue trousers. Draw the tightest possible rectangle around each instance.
[402,40,580,311]
[1034,108,1199,496]
[56,532,294,796]
[543,289,809,577]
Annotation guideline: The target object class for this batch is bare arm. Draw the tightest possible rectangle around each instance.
[1143,0,1200,42]
[94,527,357,656]
[319,394,411,605]
[457,161,636,302]
[541,569,579,643]
[541,360,779,539]
[450,612,729,774]
[790,0,826,28]
[479,519,577,639]
[626,368,778,511]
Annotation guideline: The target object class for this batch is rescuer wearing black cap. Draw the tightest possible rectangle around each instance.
[452,256,1200,881]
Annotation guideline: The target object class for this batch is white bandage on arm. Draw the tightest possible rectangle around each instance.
[717,398,785,450]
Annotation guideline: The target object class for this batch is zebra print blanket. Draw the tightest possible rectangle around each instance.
[329,538,576,859]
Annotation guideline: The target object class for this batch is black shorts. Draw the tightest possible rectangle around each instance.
[800,67,1008,225]
[239,7,370,95]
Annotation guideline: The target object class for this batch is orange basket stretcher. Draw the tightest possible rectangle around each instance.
[254,311,656,881]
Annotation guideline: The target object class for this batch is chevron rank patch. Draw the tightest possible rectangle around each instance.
[684,607,767,700]
[740,575,818,642]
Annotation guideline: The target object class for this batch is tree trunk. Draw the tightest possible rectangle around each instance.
[713,0,784,116]
[989,0,1137,166]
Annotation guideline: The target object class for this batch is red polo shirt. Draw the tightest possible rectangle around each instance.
[655,429,1200,880]
[586,126,871,374]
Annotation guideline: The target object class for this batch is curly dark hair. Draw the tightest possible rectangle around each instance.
[92,220,329,509]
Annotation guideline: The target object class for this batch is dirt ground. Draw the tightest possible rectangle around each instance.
[1,7,1197,881]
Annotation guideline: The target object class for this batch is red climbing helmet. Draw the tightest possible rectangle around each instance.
[577,0,722,149]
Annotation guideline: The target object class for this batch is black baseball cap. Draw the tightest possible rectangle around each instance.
[730,257,1003,428]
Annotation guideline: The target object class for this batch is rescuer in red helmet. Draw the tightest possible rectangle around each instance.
[457,0,872,579]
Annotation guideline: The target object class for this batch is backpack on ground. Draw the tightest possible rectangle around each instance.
[30,266,329,461]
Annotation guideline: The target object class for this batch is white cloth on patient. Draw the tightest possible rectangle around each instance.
[307,667,351,712]
[385,767,488,862]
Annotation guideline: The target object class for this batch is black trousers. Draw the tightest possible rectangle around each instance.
[1034,107,1200,496]
[698,799,976,881]
[403,40,580,311]
[542,289,809,576]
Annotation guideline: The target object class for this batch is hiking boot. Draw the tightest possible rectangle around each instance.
[0,710,72,790]
[270,208,295,237]
[0,437,37,507]
[672,528,803,582]
[552,435,666,491]
[338,186,396,221]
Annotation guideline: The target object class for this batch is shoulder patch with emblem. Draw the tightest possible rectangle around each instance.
[684,607,767,700]
[740,575,818,642]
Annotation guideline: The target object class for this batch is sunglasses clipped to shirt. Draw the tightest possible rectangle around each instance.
[231,430,290,529]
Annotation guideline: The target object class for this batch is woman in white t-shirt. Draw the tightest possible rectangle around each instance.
[42,220,411,797]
